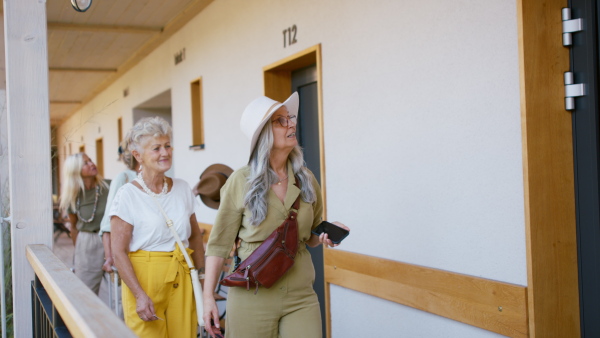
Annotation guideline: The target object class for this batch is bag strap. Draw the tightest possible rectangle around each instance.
[232,179,301,269]
[143,182,196,271]
[140,179,206,327]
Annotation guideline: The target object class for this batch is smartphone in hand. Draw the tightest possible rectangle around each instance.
[311,221,349,244]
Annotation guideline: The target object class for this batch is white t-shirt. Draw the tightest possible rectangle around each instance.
[99,169,137,236]
[109,178,197,252]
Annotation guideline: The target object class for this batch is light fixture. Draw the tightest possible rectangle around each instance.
[71,0,92,12]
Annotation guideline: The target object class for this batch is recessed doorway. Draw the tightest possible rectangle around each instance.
[263,44,328,337]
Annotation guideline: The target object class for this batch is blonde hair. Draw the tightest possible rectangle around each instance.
[128,117,172,155]
[59,153,108,213]
[244,120,317,226]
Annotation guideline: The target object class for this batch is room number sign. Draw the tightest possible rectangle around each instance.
[283,25,297,47]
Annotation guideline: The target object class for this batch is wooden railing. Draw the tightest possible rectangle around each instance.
[26,245,135,338]
[324,249,528,338]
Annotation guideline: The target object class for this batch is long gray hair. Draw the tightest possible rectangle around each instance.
[244,119,317,226]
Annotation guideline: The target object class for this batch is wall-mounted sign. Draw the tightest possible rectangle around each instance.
[283,25,297,48]
[174,48,186,65]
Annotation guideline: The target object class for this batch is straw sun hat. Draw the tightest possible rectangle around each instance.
[240,92,299,160]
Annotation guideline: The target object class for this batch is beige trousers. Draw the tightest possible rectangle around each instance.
[74,231,105,294]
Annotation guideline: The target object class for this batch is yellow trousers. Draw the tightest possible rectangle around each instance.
[122,247,197,338]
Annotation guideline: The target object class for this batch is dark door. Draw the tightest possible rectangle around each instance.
[291,65,326,337]
[569,0,600,336]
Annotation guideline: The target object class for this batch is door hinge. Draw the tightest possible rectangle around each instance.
[564,72,585,111]
[562,8,583,46]
[562,8,585,111]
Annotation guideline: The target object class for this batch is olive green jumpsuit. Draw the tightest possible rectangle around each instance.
[206,165,323,338]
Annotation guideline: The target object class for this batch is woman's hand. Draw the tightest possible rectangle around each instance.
[112,216,159,323]
[202,295,222,338]
[318,221,349,248]
[102,256,114,273]
[202,256,225,337]
[135,292,157,322]
[101,233,114,273]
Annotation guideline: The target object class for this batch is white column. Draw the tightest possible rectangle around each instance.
[0,12,7,338]
[3,0,52,336]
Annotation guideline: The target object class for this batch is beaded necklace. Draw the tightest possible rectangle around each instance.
[136,171,168,197]
[76,185,100,223]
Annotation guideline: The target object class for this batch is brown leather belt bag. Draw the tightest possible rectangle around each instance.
[220,193,301,293]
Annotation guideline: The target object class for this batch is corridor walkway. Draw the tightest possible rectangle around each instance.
[51,231,113,308]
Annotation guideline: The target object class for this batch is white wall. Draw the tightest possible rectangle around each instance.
[132,108,172,125]
[57,0,523,336]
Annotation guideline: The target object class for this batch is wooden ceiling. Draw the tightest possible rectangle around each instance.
[43,0,213,125]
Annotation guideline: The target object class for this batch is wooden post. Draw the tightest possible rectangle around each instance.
[518,0,581,336]
[3,0,52,336]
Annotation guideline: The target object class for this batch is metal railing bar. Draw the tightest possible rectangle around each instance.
[31,277,73,338]
[34,284,53,320]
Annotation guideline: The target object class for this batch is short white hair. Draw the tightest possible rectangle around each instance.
[128,117,172,154]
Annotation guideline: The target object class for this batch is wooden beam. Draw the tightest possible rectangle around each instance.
[50,100,82,104]
[49,67,117,73]
[325,250,528,337]
[3,0,53,335]
[517,0,580,336]
[47,22,162,34]
[27,245,136,337]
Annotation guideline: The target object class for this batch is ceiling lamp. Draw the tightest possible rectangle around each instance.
[71,0,92,12]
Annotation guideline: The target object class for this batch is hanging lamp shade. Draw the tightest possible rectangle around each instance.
[71,0,92,12]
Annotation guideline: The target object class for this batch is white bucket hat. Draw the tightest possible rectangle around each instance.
[240,92,299,161]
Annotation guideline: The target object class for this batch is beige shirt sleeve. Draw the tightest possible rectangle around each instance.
[205,168,247,258]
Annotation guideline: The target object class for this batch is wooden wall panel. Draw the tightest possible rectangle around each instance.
[325,250,528,337]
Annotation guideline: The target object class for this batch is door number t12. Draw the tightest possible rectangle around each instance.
[283,25,297,48]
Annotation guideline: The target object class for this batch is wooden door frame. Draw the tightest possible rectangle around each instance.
[95,137,104,178]
[263,44,331,336]
[518,0,581,336]
[263,44,326,218]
